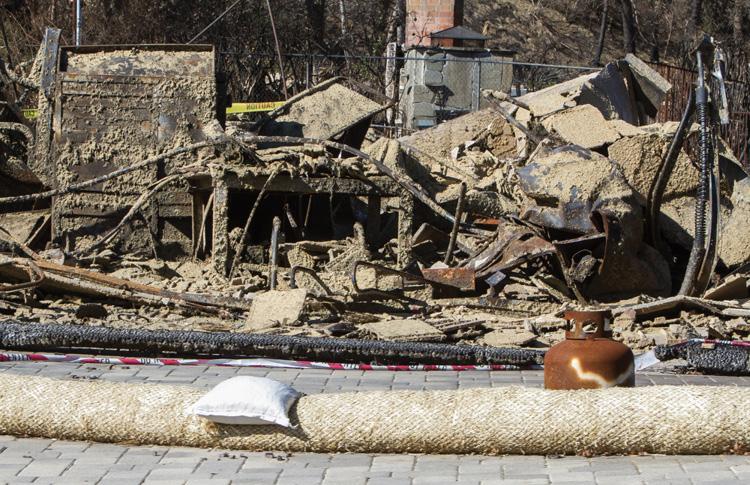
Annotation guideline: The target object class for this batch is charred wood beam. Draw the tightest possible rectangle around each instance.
[237,135,491,237]
[0,257,253,314]
[221,173,402,196]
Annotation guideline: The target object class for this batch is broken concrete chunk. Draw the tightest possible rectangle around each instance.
[608,131,697,205]
[624,54,672,118]
[540,105,620,149]
[517,72,597,117]
[257,80,385,145]
[607,119,647,138]
[398,108,511,160]
[578,62,636,124]
[243,289,308,332]
[364,319,447,342]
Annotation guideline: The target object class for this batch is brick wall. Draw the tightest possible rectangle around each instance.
[405,0,464,48]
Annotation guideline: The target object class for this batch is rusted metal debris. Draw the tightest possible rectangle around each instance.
[2,33,750,365]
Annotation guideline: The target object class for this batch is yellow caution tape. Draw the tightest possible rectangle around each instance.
[226,101,284,114]
[21,102,281,121]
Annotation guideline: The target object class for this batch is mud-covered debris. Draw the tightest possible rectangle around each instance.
[0,210,49,250]
[577,62,636,124]
[516,72,597,117]
[704,275,750,301]
[540,105,620,149]
[659,145,750,269]
[364,319,447,342]
[2,40,750,368]
[726,318,750,335]
[607,129,698,205]
[481,328,537,347]
[256,78,386,149]
[707,317,731,340]
[623,54,673,118]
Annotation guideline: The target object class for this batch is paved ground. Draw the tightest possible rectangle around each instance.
[1,358,750,484]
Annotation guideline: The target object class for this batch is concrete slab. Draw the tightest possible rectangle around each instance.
[624,54,672,117]
[243,288,308,331]
[579,62,636,124]
[541,104,620,149]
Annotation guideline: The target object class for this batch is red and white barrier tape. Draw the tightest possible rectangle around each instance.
[0,352,542,371]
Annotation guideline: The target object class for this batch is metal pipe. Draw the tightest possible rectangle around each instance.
[444,182,466,265]
[188,0,243,44]
[75,0,82,45]
[679,51,712,296]
[647,90,695,256]
[269,216,281,290]
[265,0,289,100]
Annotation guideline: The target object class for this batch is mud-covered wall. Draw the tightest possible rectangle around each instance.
[49,46,221,256]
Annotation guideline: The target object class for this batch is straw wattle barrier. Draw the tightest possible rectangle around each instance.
[1,373,749,455]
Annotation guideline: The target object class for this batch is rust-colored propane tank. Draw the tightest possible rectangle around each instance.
[544,310,634,390]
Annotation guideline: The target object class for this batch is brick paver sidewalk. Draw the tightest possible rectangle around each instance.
[1,359,749,484]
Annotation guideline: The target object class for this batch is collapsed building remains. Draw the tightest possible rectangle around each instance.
[1,29,750,374]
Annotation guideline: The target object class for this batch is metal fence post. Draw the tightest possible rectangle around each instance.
[306,54,311,90]
[477,59,483,112]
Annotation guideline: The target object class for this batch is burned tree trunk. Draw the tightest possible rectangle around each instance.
[734,0,745,45]
[305,0,327,51]
[619,0,637,54]
[592,0,608,66]
[688,0,703,38]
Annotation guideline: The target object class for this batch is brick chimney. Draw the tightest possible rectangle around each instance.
[405,0,464,48]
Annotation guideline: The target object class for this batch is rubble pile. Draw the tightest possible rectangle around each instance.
[1,34,750,368]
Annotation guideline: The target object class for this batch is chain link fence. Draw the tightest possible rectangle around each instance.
[219,51,596,105]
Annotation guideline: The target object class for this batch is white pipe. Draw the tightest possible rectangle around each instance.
[75,0,82,46]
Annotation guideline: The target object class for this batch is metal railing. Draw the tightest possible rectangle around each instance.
[647,61,749,167]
